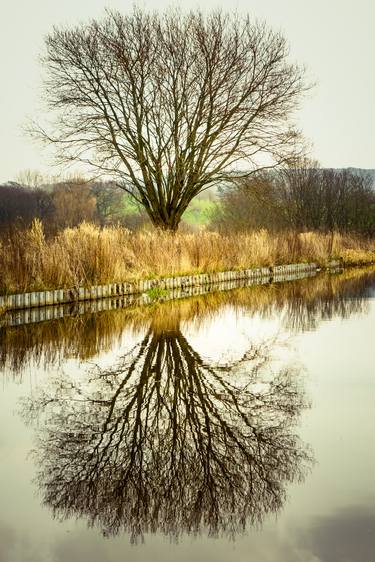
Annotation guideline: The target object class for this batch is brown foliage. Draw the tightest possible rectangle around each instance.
[51,179,97,230]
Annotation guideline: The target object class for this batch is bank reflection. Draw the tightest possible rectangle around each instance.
[2,268,375,378]
[22,309,312,542]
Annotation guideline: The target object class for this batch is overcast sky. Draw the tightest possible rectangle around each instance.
[1,0,374,182]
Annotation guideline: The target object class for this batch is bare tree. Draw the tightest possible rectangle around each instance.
[212,172,286,231]
[276,159,323,230]
[51,178,97,229]
[35,9,308,230]
[0,183,54,231]
[15,169,45,190]
[277,163,375,234]
[214,160,375,235]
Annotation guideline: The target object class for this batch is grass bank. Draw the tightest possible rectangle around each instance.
[0,220,374,294]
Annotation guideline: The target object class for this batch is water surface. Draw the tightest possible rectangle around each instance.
[1,268,374,562]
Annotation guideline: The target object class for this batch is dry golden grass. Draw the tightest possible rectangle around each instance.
[0,220,374,293]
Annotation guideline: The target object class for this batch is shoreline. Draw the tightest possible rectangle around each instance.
[0,260,340,315]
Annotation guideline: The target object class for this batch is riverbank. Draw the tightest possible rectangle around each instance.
[0,221,374,295]
[1,265,375,340]
[1,262,320,317]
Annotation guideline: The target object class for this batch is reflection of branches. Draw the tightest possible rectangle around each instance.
[285,274,374,332]
[23,321,312,542]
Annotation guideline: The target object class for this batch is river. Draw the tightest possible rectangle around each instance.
[0,268,374,562]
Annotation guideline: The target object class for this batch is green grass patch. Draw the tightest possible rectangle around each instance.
[146,287,169,300]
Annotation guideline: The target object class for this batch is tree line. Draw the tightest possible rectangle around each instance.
[1,164,374,235]
[0,177,147,233]
[213,164,375,235]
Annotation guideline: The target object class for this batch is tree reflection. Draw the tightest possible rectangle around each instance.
[281,273,371,332]
[23,313,312,542]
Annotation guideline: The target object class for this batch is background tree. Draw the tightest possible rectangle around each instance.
[276,165,375,234]
[51,178,97,229]
[0,183,54,232]
[35,8,307,230]
[212,173,285,231]
[15,169,46,190]
[91,181,150,229]
[90,181,125,226]
[213,163,375,235]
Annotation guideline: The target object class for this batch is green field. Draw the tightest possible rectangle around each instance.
[181,198,217,228]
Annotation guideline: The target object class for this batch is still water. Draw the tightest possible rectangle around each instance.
[0,268,374,562]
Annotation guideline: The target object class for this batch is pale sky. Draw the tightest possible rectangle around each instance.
[1,0,374,182]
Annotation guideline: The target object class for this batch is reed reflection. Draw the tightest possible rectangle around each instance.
[2,268,374,377]
[22,309,312,542]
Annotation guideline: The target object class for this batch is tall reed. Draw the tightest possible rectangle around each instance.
[0,221,374,293]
